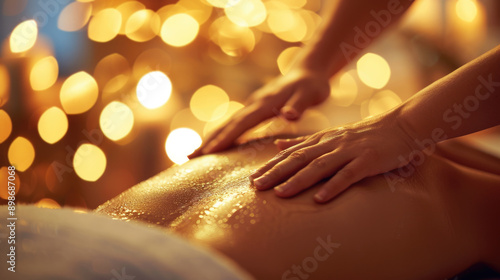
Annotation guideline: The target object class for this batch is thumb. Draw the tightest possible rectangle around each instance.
[280,89,317,121]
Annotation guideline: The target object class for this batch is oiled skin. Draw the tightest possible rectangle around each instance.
[96,138,500,280]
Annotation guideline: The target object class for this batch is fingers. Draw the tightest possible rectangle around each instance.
[249,137,319,182]
[252,141,328,190]
[274,136,308,150]
[280,88,312,121]
[273,151,351,198]
[314,157,369,203]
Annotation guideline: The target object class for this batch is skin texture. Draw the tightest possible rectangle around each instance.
[96,138,500,280]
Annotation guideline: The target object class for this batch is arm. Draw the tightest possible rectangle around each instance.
[190,0,415,157]
[250,45,500,203]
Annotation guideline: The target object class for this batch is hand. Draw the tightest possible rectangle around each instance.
[249,112,417,203]
[189,68,330,158]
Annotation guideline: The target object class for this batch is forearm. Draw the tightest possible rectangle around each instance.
[293,0,414,78]
[397,45,500,146]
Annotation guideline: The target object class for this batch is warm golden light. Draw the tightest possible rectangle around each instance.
[210,17,255,57]
[0,64,9,107]
[0,166,20,200]
[0,110,12,144]
[177,0,213,24]
[357,53,391,89]
[30,56,58,91]
[94,53,130,95]
[60,71,99,115]
[10,19,37,53]
[190,85,230,122]
[331,72,358,107]
[35,198,61,209]
[225,0,267,27]
[88,8,122,42]
[277,46,301,75]
[100,101,134,141]
[57,1,92,32]
[116,1,145,35]
[160,13,199,47]
[38,107,68,144]
[203,101,244,136]
[8,137,35,172]
[455,0,477,22]
[132,48,171,80]
[74,144,106,182]
[125,9,160,42]
[368,90,402,116]
[207,0,239,8]
[165,128,202,165]
[267,6,306,42]
[136,71,172,109]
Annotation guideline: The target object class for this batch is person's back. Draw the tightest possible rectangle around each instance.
[97,138,500,279]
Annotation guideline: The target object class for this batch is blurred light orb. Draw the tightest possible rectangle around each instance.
[116,1,145,34]
[203,101,244,136]
[277,46,301,75]
[125,9,161,42]
[455,0,477,22]
[165,128,202,165]
[160,13,199,47]
[136,71,172,109]
[8,137,35,172]
[74,144,106,182]
[100,101,134,141]
[60,71,99,114]
[38,107,68,144]
[30,56,58,91]
[267,8,306,42]
[0,64,9,107]
[94,53,130,95]
[368,90,402,116]
[88,8,122,42]
[10,19,37,53]
[331,72,358,107]
[356,53,391,89]
[0,166,20,200]
[211,17,256,57]
[225,0,267,27]
[0,110,12,144]
[57,1,92,32]
[207,0,241,8]
[190,85,230,122]
[35,198,61,209]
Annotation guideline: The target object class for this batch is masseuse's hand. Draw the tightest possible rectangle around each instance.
[249,112,417,203]
[189,68,330,157]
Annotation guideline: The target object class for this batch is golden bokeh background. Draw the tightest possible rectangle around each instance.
[0,0,499,209]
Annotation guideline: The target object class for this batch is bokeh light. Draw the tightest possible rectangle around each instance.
[60,71,99,115]
[35,198,61,209]
[38,107,68,144]
[225,0,267,27]
[100,101,134,141]
[207,0,237,8]
[125,9,160,42]
[57,1,92,32]
[203,101,244,136]
[356,53,391,89]
[165,128,202,165]
[136,71,172,109]
[0,64,9,106]
[8,137,35,172]
[0,166,20,200]
[88,8,122,42]
[456,0,477,22]
[368,90,402,116]
[331,72,358,107]
[190,85,230,122]
[210,17,256,57]
[161,13,199,47]
[116,1,145,34]
[10,19,37,53]
[0,110,12,144]
[74,144,107,182]
[132,48,171,80]
[30,56,58,91]
[277,46,301,75]
[94,53,130,96]
[267,4,306,42]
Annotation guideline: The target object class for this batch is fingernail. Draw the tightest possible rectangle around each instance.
[275,185,286,194]
[282,107,298,119]
[314,191,326,202]
[253,176,268,188]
